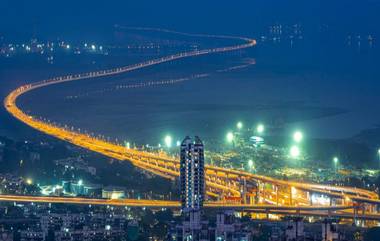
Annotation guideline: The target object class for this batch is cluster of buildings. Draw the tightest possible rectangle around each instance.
[0,38,107,59]
[0,35,179,61]
[269,217,343,241]
[0,203,139,241]
[40,180,125,200]
[55,157,97,176]
[0,174,34,195]
[22,213,133,241]
[258,23,304,44]
[169,210,252,241]
[169,136,363,241]
[170,215,349,241]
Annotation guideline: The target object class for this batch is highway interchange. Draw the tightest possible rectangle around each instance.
[2,29,380,221]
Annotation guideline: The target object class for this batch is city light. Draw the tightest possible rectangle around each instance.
[176,140,181,147]
[26,178,33,185]
[333,157,339,165]
[226,132,234,143]
[78,180,83,186]
[290,145,300,158]
[311,194,330,206]
[91,44,96,50]
[66,45,70,49]
[256,124,264,134]
[248,159,254,169]
[164,135,172,148]
[293,131,303,143]
[124,141,130,149]
[291,186,297,196]
[237,121,243,130]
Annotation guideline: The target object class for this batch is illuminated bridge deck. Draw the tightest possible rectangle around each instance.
[1,194,380,220]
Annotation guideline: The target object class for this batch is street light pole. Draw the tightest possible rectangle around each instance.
[333,157,339,173]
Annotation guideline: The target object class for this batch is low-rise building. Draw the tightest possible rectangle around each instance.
[102,186,125,199]
[215,210,251,241]
[20,230,44,241]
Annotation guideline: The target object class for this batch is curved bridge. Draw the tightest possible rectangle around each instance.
[3,28,380,220]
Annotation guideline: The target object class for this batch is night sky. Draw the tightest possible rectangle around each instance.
[2,0,380,39]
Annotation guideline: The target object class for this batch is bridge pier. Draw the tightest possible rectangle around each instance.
[309,192,313,206]
[276,185,279,206]
[353,206,358,226]
[362,204,366,217]
[296,208,300,217]
[241,177,247,205]
[289,187,293,206]
[256,182,261,204]
[368,203,378,214]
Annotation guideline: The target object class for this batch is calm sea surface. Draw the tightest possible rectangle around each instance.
[1,36,380,146]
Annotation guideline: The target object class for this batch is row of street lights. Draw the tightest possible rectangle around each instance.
[289,130,303,158]
[160,123,380,169]
[236,121,264,133]
[159,122,266,149]
[227,121,305,160]
[161,135,181,149]
[227,122,266,144]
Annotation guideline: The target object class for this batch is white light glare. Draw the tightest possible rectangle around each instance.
[290,146,300,158]
[164,135,172,148]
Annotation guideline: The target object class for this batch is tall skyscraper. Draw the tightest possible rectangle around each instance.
[180,136,205,212]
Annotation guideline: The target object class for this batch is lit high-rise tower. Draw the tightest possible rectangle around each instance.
[180,136,205,212]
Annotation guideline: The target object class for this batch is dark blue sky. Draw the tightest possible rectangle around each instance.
[1,0,380,39]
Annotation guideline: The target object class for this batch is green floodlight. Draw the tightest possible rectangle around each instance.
[293,131,303,143]
[248,159,254,169]
[257,124,264,134]
[226,132,234,143]
[333,157,339,164]
[164,135,172,148]
[290,145,300,158]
